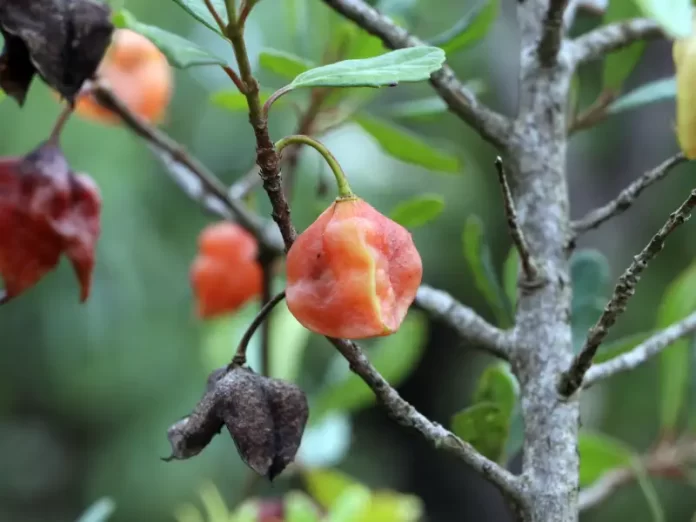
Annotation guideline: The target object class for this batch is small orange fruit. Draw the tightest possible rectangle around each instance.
[74,29,172,125]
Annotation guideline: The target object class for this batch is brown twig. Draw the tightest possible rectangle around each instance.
[49,104,73,144]
[560,188,696,396]
[568,90,617,134]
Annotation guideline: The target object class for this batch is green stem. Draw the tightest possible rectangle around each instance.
[224,0,238,25]
[275,135,354,199]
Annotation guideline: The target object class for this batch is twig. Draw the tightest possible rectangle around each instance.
[572,154,688,234]
[320,0,510,149]
[568,90,617,134]
[583,310,696,387]
[49,103,73,144]
[230,290,286,368]
[203,0,227,33]
[494,157,538,282]
[570,18,663,66]
[560,188,696,396]
[538,0,570,67]
[415,285,514,359]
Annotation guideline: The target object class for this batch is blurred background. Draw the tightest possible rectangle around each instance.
[1,0,695,521]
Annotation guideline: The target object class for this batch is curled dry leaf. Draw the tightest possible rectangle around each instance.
[0,141,101,303]
[0,0,113,104]
[166,367,309,480]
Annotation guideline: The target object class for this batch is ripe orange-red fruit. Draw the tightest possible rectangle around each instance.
[74,29,172,125]
[190,222,262,319]
[286,197,422,339]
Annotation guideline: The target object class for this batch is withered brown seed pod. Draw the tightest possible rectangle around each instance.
[165,367,309,480]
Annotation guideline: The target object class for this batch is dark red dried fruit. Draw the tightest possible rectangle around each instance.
[0,141,101,303]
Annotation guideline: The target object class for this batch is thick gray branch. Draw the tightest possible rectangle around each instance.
[415,285,514,359]
[538,0,570,66]
[570,18,663,65]
[573,154,688,234]
[583,310,696,387]
[320,0,510,149]
[561,189,696,396]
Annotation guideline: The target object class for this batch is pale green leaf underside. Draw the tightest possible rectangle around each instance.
[608,77,676,115]
[436,0,500,54]
[169,0,229,35]
[76,498,116,522]
[389,194,445,227]
[290,47,446,89]
[635,0,692,38]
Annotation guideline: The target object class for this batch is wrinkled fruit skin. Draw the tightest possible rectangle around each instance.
[166,366,309,481]
[674,19,696,159]
[74,28,172,125]
[286,197,422,339]
[0,142,101,302]
[190,222,263,319]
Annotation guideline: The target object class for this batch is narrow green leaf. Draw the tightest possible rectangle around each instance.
[289,47,446,89]
[473,363,518,418]
[304,469,360,511]
[113,10,226,68]
[76,498,116,522]
[578,431,633,486]
[594,331,654,363]
[608,77,676,115]
[451,402,508,462]
[657,262,696,432]
[385,80,486,120]
[312,314,427,422]
[434,0,500,54]
[354,115,460,173]
[210,90,276,112]
[635,0,692,38]
[168,0,228,35]
[389,194,445,228]
[463,216,512,327]
[285,492,322,522]
[631,459,666,522]
[603,0,646,90]
[502,247,519,310]
[571,250,610,353]
[259,49,314,80]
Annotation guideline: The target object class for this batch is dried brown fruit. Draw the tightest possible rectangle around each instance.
[166,367,309,480]
[0,141,101,303]
[0,0,113,105]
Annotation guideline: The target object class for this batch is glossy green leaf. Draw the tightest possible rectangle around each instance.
[463,216,512,327]
[210,90,276,112]
[326,486,371,522]
[304,468,360,511]
[502,247,519,310]
[579,431,633,486]
[312,314,427,422]
[259,49,314,80]
[354,115,460,173]
[657,262,696,432]
[603,0,646,90]
[608,77,676,115]
[113,10,226,68]
[571,250,610,353]
[389,194,445,228]
[635,0,692,38]
[76,498,116,522]
[168,0,228,35]
[433,0,500,54]
[594,331,654,363]
[289,47,445,89]
[451,402,508,462]
[285,492,322,522]
[474,363,517,418]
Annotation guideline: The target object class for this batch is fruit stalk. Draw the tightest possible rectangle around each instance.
[230,290,287,368]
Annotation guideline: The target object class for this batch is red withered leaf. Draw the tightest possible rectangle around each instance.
[0,141,101,303]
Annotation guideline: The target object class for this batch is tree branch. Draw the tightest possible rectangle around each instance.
[538,0,569,67]
[560,189,696,396]
[583,310,696,387]
[320,0,510,149]
[570,18,663,66]
[415,285,514,359]
[572,154,688,234]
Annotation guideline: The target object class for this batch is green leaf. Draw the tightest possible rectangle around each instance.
[385,81,486,120]
[502,247,519,310]
[594,331,654,363]
[463,216,512,327]
[113,10,226,68]
[304,469,360,511]
[269,300,311,382]
[635,0,692,38]
[603,0,646,90]
[433,0,500,54]
[571,250,610,353]
[289,47,446,89]
[451,402,508,462]
[657,262,696,432]
[259,49,314,80]
[0,90,5,104]
[389,194,445,228]
[312,314,427,422]
[473,363,517,418]
[76,498,116,522]
[168,0,228,35]
[297,413,352,468]
[210,90,276,112]
[326,486,372,522]
[608,77,676,115]
[354,115,460,173]
[578,431,633,486]
[631,460,666,522]
[285,492,322,522]
[366,493,423,522]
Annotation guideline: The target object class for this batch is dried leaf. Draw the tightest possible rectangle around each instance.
[0,0,114,104]
[0,141,101,302]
